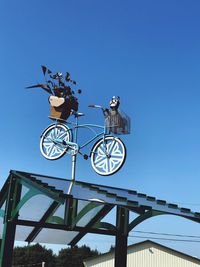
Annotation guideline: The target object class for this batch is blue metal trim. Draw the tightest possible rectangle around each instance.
[0,209,4,218]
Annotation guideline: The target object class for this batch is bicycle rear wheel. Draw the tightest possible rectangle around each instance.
[91,136,126,176]
[40,123,71,160]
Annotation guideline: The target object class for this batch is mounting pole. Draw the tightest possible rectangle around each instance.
[68,114,79,195]
[67,153,77,194]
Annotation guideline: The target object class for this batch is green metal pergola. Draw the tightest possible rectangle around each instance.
[0,170,200,267]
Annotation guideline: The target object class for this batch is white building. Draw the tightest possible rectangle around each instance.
[83,240,200,267]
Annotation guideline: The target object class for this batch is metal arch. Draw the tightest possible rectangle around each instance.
[11,187,41,220]
[10,179,64,221]
[128,210,164,232]
[128,210,200,233]
[93,221,116,231]
[71,201,105,228]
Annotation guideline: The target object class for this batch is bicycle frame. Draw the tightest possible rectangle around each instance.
[52,114,109,153]
[40,112,127,180]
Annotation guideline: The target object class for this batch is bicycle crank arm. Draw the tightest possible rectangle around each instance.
[51,138,78,151]
[78,150,89,160]
[61,140,79,155]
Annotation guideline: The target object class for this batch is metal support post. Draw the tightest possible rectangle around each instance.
[115,206,129,267]
[67,153,77,194]
[68,114,78,195]
[0,176,21,267]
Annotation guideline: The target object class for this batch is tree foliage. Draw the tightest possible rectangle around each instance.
[12,244,100,267]
[56,245,99,267]
[13,243,56,267]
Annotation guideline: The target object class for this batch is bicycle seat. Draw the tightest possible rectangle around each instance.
[48,116,67,122]
[74,112,85,117]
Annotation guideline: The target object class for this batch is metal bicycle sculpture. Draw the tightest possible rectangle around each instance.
[27,66,130,176]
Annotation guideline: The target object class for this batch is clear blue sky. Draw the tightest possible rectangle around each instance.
[1,0,200,257]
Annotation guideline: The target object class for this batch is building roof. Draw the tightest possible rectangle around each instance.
[84,240,200,265]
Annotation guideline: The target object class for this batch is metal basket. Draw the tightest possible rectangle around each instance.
[105,109,131,135]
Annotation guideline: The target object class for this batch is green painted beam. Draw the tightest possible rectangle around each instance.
[0,209,5,218]
[0,179,9,210]
[0,176,21,267]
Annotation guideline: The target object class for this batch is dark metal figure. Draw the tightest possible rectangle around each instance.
[104,96,129,135]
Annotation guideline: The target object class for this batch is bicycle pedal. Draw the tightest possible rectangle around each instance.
[83,154,89,160]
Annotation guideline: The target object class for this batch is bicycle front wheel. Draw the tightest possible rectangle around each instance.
[40,124,71,160]
[91,136,126,176]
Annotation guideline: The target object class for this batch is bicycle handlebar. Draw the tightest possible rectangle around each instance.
[88,104,109,118]
[88,104,103,109]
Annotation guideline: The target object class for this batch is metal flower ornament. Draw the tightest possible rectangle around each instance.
[27,66,130,178]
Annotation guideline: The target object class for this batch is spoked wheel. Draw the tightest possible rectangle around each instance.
[91,136,126,176]
[40,124,71,160]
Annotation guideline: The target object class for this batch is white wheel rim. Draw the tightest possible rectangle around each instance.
[91,137,125,175]
[40,124,70,160]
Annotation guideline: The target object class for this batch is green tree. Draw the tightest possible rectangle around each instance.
[56,245,100,267]
[13,243,56,267]
[109,245,115,252]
